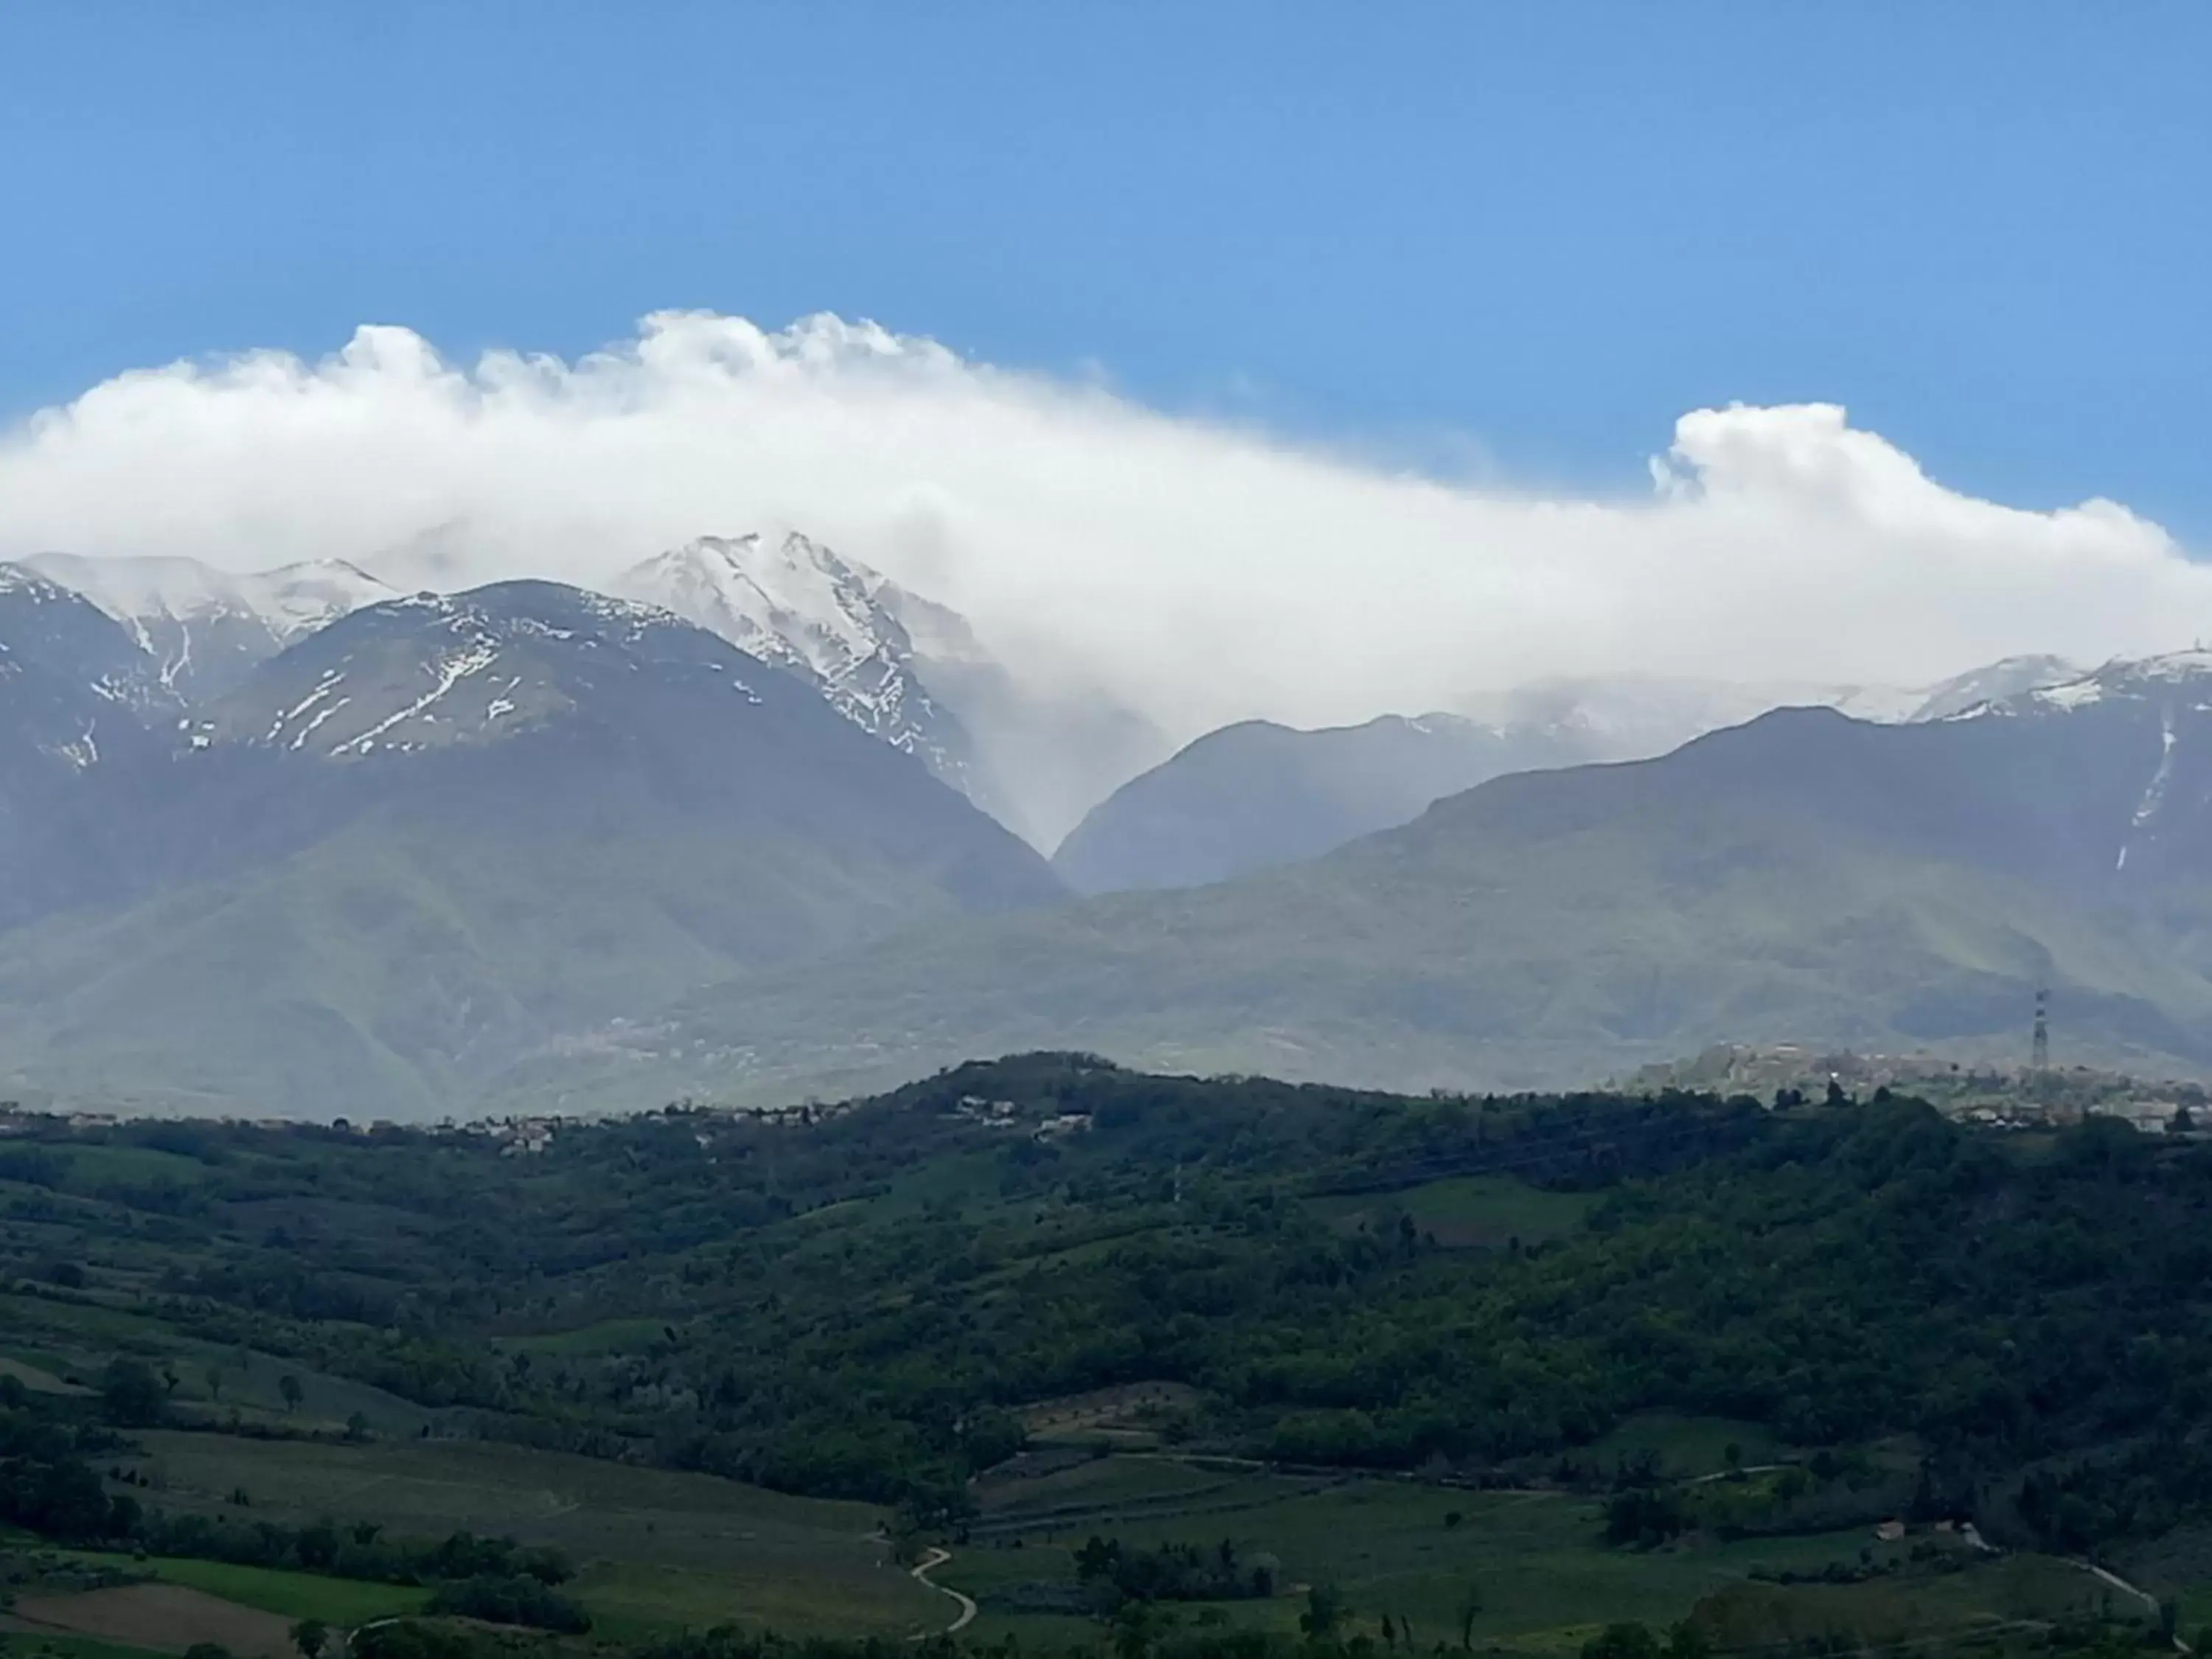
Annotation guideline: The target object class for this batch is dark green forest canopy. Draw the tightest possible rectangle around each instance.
[4,1054,2211,1548]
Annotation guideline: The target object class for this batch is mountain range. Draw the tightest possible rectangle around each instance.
[2,538,2199,1119]
[1055,656,2085,891]
[0,564,1057,1117]
[508,652,2212,1110]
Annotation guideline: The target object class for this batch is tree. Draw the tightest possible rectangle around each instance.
[1111,1601,1158,1659]
[1301,1584,1348,1641]
[102,1358,167,1427]
[1458,1582,1484,1651]
[291,1621,330,1659]
[204,1366,223,1402]
[279,1374,304,1413]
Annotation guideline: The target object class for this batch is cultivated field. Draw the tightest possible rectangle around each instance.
[119,1430,942,1638]
[950,1453,2108,1652]
[5,1583,295,1659]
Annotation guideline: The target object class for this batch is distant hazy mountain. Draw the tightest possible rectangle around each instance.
[27,552,397,699]
[1454,658,2084,753]
[528,651,2212,1108]
[1060,658,2088,894]
[0,580,1060,1118]
[1054,713,1591,893]
[615,531,1167,849]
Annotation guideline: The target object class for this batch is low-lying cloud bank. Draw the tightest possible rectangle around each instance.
[1,311,2200,739]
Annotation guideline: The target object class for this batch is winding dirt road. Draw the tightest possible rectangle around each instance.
[911,1546,978,1635]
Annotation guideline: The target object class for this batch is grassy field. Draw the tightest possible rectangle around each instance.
[0,1293,445,1439]
[69,1555,434,1626]
[0,1633,173,1659]
[950,1454,2101,1652]
[1688,1558,2125,1650]
[0,1354,86,1394]
[1309,1175,1598,1249]
[1579,1413,1787,1481]
[120,1430,942,1638]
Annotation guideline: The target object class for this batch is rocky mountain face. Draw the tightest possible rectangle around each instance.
[27,552,397,700]
[613,531,1169,849]
[613,533,975,787]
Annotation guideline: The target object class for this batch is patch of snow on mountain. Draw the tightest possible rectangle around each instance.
[330,637,503,757]
[236,560,400,639]
[24,552,399,698]
[2005,651,2212,718]
[28,552,394,644]
[613,532,966,779]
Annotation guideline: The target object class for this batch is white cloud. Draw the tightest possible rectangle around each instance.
[1,310,2201,748]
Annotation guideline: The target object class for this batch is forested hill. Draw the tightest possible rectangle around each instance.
[6,1054,2212,1557]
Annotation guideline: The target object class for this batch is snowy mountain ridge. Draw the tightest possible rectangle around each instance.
[208,582,754,760]
[1448,656,2084,759]
[0,561,178,780]
[1992,650,2212,717]
[25,552,398,698]
[613,531,972,787]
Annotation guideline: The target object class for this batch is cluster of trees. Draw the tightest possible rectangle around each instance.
[1602,1487,1689,1550]
[1074,1537,1276,1607]
[0,1405,131,1543]
[126,1510,573,1588]
[425,1571,592,1632]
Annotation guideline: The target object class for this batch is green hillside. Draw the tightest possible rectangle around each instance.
[4,1057,2211,1656]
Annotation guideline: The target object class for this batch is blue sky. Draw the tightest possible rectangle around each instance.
[3,1,2207,536]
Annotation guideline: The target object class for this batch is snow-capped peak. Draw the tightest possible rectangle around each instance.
[237,559,402,639]
[613,532,973,785]
[1996,650,2212,716]
[23,552,399,699]
[613,532,903,686]
[27,552,395,643]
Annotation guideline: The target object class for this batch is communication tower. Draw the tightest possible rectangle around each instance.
[2031,987,2050,1074]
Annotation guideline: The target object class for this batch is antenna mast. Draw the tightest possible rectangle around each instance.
[2031,987,2050,1075]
